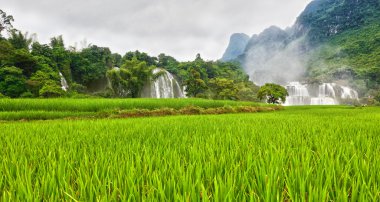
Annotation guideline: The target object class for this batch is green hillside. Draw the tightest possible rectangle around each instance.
[307,23,380,95]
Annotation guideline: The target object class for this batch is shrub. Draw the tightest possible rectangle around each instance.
[39,81,65,98]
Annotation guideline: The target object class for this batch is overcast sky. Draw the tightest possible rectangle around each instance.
[1,0,312,61]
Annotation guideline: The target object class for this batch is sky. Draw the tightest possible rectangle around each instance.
[1,0,312,61]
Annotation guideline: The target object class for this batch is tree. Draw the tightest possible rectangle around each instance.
[0,9,14,38]
[208,78,238,100]
[31,42,54,59]
[257,83,288,104]
[8,30,35,50]
[0,66,26,97]
[0,40,14,62]
[157,53,179,74]
[39,80,65,98]
[8,49,38,77]
[70,45,112,86]
[123,51,157,66]
[107,57,157,98]
[236,81,260,101]
[111,53,122,67]
[50,36,71,81]
[27,69,60,96]
[184,68,207,97]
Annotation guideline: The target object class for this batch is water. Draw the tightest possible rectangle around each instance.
[59,72,69,91]
[340,86,359,99]
[285,82,311,105]
[284,81,358,106]
[141,68,185,98]
[310,97,336,105]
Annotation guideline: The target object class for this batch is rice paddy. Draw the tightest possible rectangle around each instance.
[0,99,379,201]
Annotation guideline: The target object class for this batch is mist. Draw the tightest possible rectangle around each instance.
[242,27,309,86]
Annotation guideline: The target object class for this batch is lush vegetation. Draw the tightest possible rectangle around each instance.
[297,0,380,43]
[0,9,259,101]
[307,24,380,97]
[298,0,380,98]
[1,106,379,200]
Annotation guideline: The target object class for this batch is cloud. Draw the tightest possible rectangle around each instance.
[1,0,312,61]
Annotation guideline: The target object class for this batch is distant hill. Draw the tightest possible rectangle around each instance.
[221,33,249,62]
[221,0,380,95]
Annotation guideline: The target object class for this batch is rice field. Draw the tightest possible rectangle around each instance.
[0,98,265,112]
[0,98,276,121]
[0,101,379,201]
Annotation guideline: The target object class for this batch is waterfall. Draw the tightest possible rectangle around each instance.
[340,86,358,99]
[319,83,336,98]
[285,82,311,105]
[284,82,358,106]
[141,68,186,98]
[59,72,69,91]
[310,97,336,105]
[309,83,337,105]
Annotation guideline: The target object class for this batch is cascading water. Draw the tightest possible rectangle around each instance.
[285,82,311,105]
[340,86,359,99]
[59,72,69,91]
[284,82,358,106]
[141,68,186,98]
[310,83,337,105]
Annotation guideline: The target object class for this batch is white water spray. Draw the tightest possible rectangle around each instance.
[59,72,69,91]
[141,68,185,98]
[284,82,358,106]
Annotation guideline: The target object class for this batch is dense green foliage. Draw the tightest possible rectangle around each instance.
[1,106,380,200]
[0,66,26,97]
[307,23,380,97]
[107,58,158,98]
[257,83,289,104]
[297,0,380,43]
[172,55,258,100]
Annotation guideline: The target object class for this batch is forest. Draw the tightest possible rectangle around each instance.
[0,9,259,101]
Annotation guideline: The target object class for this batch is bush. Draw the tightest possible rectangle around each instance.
[69,82,87,93]
[0,66,27,98]
[39,81,65,98]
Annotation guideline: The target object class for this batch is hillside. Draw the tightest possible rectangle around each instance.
[222,0,380,96]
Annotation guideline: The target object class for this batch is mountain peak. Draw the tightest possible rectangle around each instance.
[221,33,250,62]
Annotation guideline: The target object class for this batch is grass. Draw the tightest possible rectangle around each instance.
[0,111,97,121]
[0,98,267,112]
[0,98,276,121]
[1,105,380,200]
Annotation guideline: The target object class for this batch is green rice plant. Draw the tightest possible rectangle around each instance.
[0,111,96,121]
[0,98,266,112]
[0,106,280,121]
[0,106,379,201]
